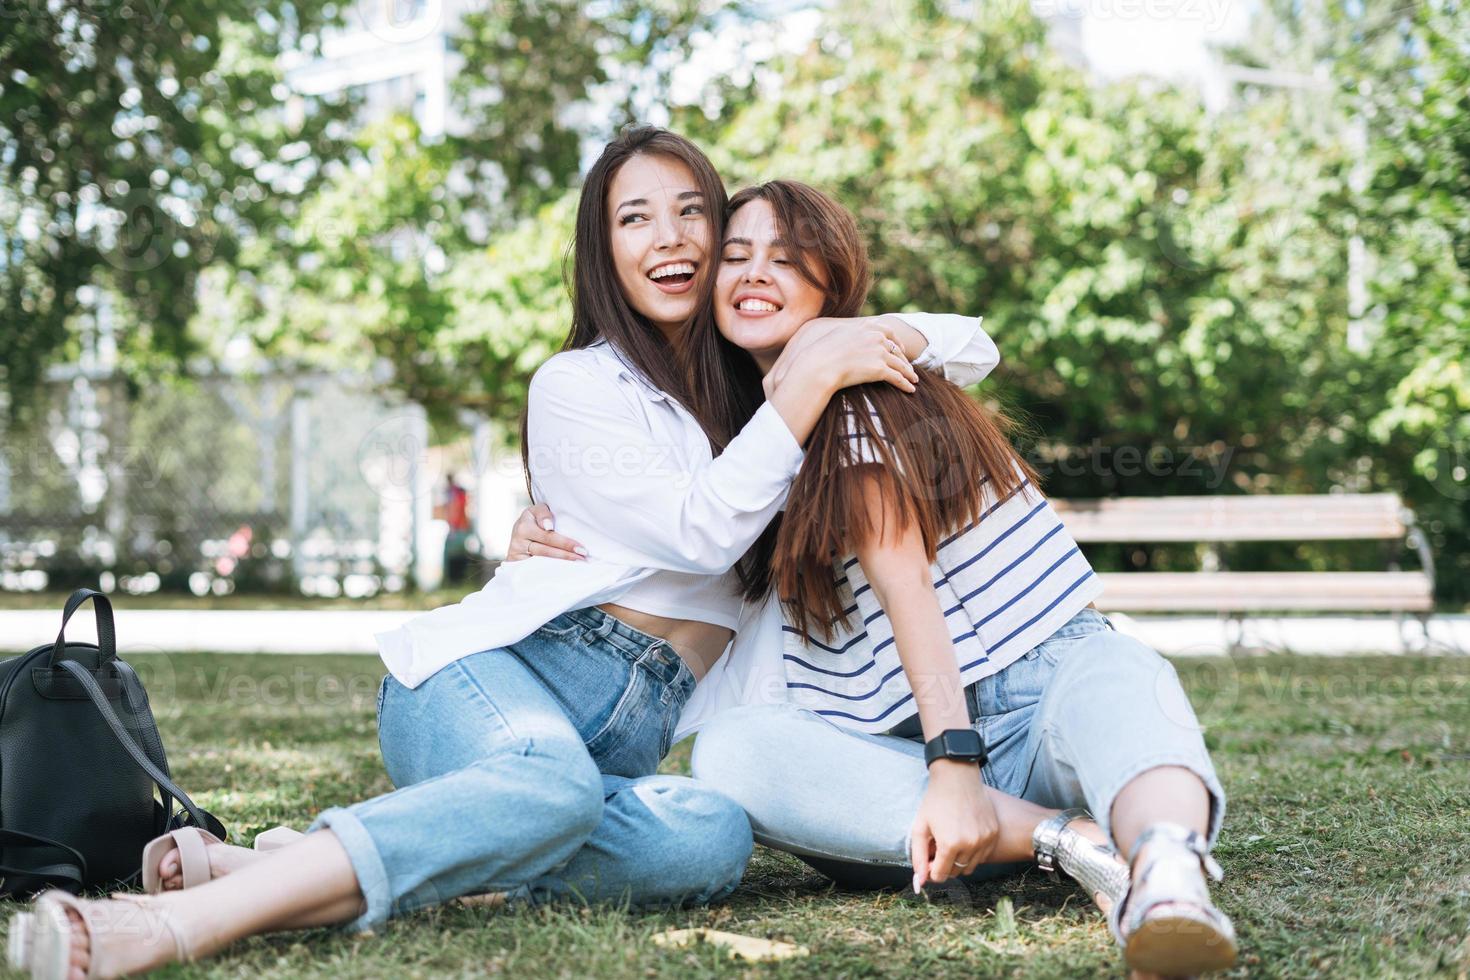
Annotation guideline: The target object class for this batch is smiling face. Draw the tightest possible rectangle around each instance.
[715,198,829,373]
[606,154,712,342]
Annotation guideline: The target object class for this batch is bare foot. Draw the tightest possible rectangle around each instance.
[1067,816,1114,851]
[156,841,264,891]
[62,906,88,980]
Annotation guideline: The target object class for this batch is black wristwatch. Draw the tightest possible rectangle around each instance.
[923,728,988,768]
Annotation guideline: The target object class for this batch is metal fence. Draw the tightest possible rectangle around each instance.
[0,364,456,598]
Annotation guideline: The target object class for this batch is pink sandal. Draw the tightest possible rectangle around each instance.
[6,891,191,980]
[140,825,303,894]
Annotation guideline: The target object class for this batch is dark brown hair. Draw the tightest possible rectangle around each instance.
[522,126,728,485]
[686,180,1036,638]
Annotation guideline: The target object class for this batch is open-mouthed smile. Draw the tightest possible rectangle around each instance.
[731,292,783,316]
[647,260,698,294]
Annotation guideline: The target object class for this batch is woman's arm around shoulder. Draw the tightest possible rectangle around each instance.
[526,353,802,575]
[881,313,999,388]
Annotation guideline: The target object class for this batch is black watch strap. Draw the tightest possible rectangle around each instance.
[923,728,988,768]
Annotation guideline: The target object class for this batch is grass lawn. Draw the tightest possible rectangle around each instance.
[3,651,1468,978]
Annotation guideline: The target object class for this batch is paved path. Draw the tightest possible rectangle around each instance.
[3,608,1467,657]
[2,609,415,656]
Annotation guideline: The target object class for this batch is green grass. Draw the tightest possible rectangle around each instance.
[4,652,1469,978]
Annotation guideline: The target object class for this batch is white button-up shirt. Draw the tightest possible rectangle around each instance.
[375,314,1000,736]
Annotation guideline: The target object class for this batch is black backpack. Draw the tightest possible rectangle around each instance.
[0,588,226,897]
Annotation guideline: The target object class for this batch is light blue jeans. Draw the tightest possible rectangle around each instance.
[309,607,754,932]
[691,609,1225,888]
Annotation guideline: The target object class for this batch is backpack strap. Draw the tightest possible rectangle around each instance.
[55,660,227,842]
[109,659,183,828]
[49,588,117,668]
[0,828,86,898]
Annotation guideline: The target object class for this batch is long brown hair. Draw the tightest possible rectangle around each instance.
[522,127,728,486]
[687,180,1037,639]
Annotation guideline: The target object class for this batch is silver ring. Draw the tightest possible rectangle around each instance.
[952,859,971,869]
[884,340,901,356]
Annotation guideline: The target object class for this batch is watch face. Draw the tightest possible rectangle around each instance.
[925,728,987,767]
[945,729,983,756]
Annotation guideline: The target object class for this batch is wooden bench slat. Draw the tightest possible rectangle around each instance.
[1093,571,1434,613]
[1051,493,1407,543]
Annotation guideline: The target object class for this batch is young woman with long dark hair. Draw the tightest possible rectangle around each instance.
[696,182,1237,977]
[6,131,998,980]
[515,181,1239,977]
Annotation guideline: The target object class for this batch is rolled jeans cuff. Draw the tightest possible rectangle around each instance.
[307,806,392,933]
[1091,751,1228,854]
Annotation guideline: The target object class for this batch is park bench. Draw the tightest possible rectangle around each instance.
[1051,493,1435,628]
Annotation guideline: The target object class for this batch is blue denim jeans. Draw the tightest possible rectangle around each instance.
[690,609,1225,888]
[309,607,754,932]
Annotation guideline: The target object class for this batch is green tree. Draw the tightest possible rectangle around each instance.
[708,3,1357,489]
[0,0,353,404]
[447,0,719,227]
[1351,1,1470,601]
[222,115,460,407]
[699,0,1469,595]
[1225,0,1470,598]
[224,114,575,429]
[233,0,731,427]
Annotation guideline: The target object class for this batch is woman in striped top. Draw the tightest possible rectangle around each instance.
[702,180,1236,977]
[517,179,1238,977]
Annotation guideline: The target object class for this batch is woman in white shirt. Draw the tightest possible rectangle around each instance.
[5,132,996,980]
[516,181,1238,977]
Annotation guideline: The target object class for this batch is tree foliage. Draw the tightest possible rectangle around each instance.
[0,0,353,402]
[5,0,1466,600]
[230,0,722,429]
[447,0,717,227]
[457,0,1469,597]
[1350,1,1470,601]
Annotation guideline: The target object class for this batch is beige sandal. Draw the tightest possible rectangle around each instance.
[141,825,303,894]
[6,891,191,980]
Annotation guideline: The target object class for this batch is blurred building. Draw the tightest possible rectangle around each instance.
[282,0,472,139]
[1037,0,1249,111]
[280,1,531,570]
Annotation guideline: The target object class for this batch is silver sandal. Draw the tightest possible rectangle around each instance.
[1110,821,1238,975]
[1031,807,1131,913]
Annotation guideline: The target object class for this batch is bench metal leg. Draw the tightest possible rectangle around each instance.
[1396,612,1432,654]
[1224,613,1244,655]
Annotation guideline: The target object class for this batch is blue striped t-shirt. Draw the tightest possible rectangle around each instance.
[780,412,1102,734]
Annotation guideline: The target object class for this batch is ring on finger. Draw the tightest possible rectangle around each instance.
[884,339,901,356]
